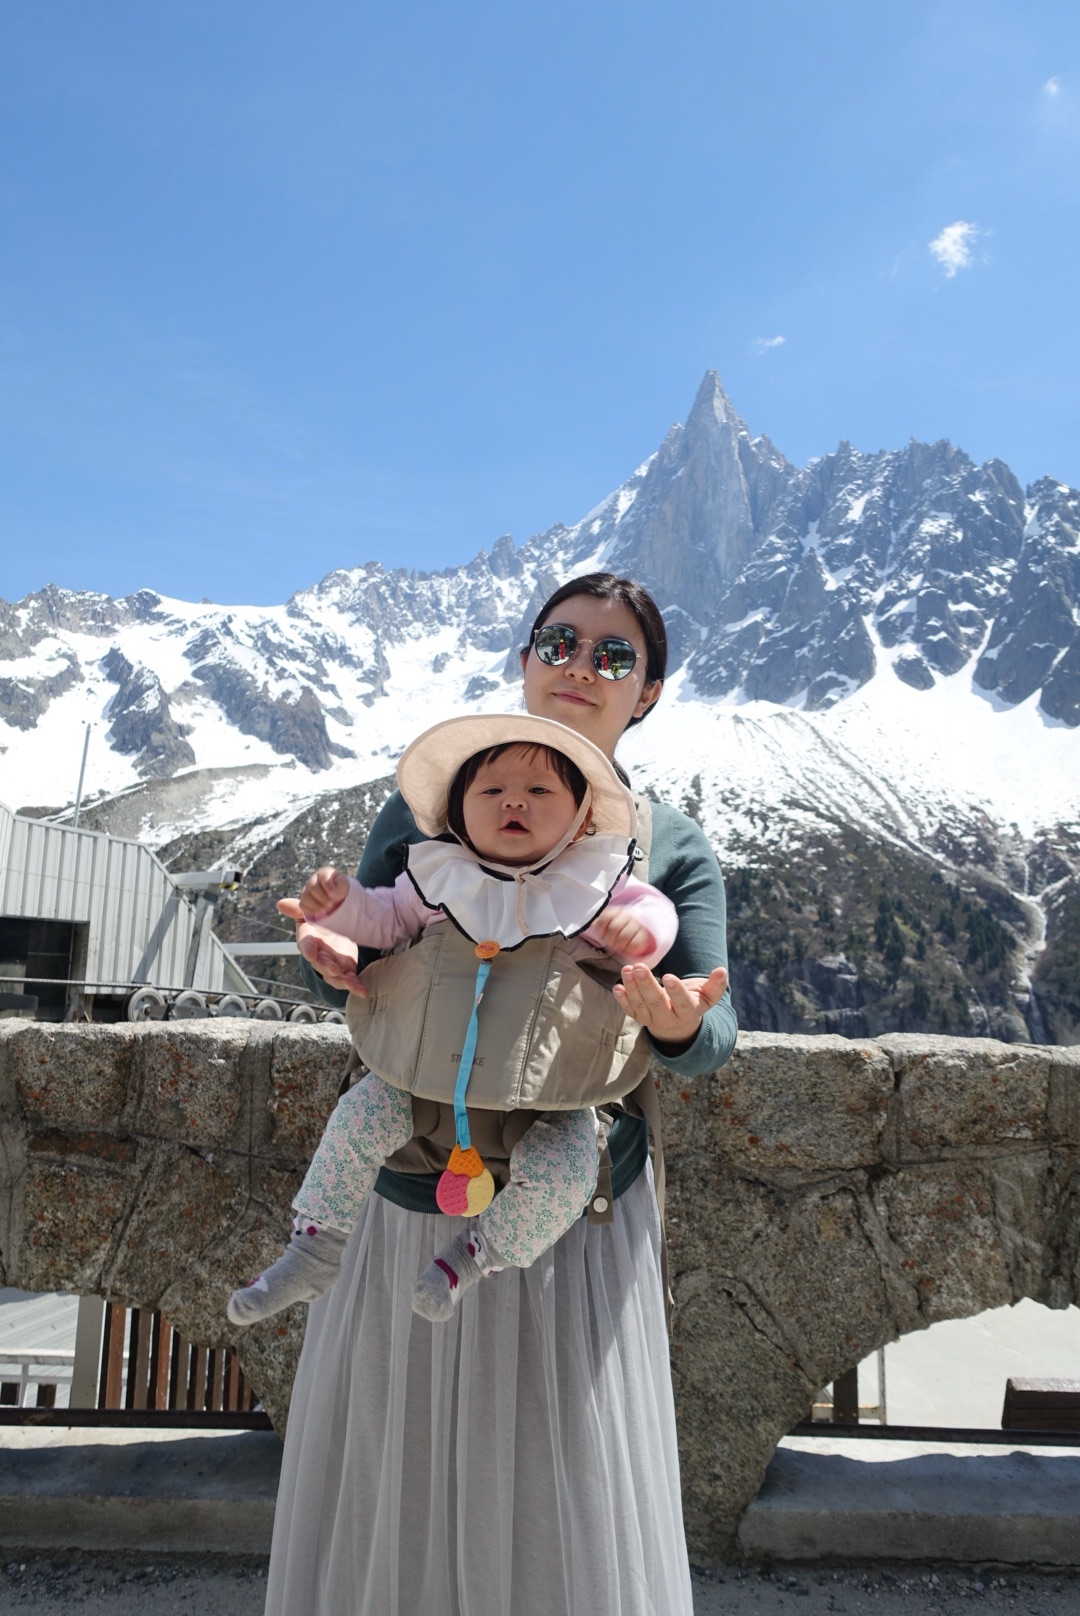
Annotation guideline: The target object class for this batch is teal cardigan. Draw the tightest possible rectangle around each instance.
[302,789,737,1211]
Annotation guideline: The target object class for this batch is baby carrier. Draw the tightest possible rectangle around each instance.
[346,800,657,1217]
[347,908,649,1111]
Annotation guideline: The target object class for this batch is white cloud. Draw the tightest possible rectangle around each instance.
[753,335,786,353]
[1044,76,1060,96]
[928,221,979,278]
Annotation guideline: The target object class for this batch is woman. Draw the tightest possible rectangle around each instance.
[265,572,736,1616]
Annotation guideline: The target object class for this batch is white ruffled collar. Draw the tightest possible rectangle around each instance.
[405,833,635,952]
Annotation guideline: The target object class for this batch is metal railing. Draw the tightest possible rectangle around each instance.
[0,1350,73,1409]
[0,1297,270,1430]
[0,973,344,1023]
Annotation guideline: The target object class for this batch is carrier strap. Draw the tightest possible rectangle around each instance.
[451,956,492,1151]
[630,1066,674,1330]
[631,794,653,884]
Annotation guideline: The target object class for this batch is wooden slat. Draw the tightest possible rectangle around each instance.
[149,1316,172,1411]
[97,1304,113,1407]
[225,1354,241,1412]
[190,1345,209,1411]
[99,1304,126,1409]
[832,1367,859,1424]
[208,1349,226,1413]
[169,1331,187,1411]
[126,1309,149,1410]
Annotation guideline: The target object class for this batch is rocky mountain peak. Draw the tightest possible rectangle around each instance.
[3,371,1080,819]
[601,371,777,647]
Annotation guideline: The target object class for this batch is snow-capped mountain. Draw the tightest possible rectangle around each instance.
[3,372,1079,1044]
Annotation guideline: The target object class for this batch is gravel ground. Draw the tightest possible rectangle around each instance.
[3,1555,1080,1613]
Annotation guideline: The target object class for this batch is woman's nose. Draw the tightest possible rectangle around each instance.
[562,642,594,678]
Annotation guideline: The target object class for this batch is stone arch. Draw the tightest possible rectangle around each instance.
[663,1031,1080,1556]
[0,1022,1077,1559]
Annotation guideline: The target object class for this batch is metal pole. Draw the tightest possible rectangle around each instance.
[72,724,91,828]
[70,1295,106,1408]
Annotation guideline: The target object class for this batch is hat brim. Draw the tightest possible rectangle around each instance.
[396,714,637,841]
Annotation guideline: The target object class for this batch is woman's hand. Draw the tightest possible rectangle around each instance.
[277,898,368,997]
[612,964,728,1051]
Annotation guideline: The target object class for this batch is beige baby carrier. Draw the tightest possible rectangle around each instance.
[346,910,652,1113]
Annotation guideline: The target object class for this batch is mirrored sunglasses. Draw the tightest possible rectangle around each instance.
[532,624,639,681]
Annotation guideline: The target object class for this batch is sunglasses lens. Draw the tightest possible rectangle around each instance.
[534,625,576,666]
[593,639,637,680]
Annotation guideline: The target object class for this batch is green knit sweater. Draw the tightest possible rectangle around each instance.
[302,789,737,1211]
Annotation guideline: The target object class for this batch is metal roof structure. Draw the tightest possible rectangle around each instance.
[0,799,256,1003]
[0,1289,78,1355]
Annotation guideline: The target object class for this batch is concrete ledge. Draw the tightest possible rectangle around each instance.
[0,1429,281,1554]
[740,1440,1080,1566]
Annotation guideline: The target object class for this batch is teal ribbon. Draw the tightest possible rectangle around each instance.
[452,957,492,1151]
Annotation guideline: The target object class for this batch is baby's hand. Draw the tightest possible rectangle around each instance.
[589,905,653,963]
[278,865,351,924]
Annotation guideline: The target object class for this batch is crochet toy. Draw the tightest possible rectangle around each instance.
[435,940,499,1215]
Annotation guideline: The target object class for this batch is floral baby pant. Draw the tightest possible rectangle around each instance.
[294,1073,601,1269]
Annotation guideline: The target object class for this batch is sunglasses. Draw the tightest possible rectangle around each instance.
[532,623,639,681]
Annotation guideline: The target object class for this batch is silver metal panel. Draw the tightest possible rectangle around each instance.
[0,799,254,997]
[0,806,12,895]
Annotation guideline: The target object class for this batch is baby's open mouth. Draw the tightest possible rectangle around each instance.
[501,820,527,832]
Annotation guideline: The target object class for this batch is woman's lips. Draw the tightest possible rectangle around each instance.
[553,690,594,707]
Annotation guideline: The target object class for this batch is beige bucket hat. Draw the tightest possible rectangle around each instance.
[396,713,637,841]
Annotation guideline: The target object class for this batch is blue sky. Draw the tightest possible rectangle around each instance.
[2,0,1078,604]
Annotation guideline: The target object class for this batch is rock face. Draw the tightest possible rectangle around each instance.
[974,479,1080,724]
[101,648,196,777]
[1,1021,1077,1560]
[0,653,81,730]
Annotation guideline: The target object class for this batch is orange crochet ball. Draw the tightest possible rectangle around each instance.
[447,1144,485,1178]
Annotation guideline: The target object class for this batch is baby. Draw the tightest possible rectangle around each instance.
[227,715,676,1327]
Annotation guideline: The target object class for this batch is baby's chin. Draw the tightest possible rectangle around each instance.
[471,833,548,867]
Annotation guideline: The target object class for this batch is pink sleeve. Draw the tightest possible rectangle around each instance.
[318,873,436,952]
[580,874,679,969]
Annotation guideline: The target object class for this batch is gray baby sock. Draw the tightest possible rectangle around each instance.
[412,1227,501,1323]
[227,1223,348,1327]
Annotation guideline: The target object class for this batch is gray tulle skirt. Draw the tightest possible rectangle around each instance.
[264,1166,694,1616]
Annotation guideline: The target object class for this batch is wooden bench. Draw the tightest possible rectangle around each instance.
[1002,1378,1080,1433]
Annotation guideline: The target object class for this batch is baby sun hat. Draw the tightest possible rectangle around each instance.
[396,711,637,848]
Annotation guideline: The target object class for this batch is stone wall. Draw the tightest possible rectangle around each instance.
[1,1022,1078,1559]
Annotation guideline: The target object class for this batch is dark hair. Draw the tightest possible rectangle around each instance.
[523,572,667,727]
[445,742,588,846]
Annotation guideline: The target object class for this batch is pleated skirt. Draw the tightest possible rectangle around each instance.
[264,1166,694,1616]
